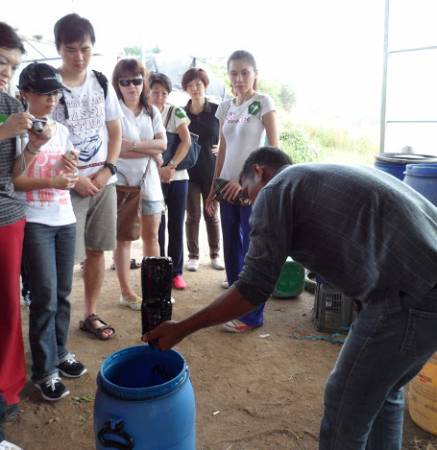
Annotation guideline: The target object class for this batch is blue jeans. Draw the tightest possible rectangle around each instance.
[159,180,188,277]
[23,222,76,383]
[220,201,264,327]
[319,286,437,450]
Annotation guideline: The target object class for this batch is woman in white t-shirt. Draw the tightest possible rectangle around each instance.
[149,72,191,291]
[112,59,167,310]
[206,50,279,333]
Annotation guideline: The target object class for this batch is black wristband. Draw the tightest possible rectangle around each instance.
[104,162,117,175]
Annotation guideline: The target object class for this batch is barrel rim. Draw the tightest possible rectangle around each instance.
[405,163,437,177]
[98,345,189,400]
[375,153,437,165]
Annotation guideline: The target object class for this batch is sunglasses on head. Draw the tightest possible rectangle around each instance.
[119,78,143,87]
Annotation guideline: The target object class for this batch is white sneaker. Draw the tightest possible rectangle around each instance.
[186,259,200,272]
[223,319,259,333]
[119,294,142,311]
[210,257,225,270]
[221,279,229,289]
[0,440,23,450]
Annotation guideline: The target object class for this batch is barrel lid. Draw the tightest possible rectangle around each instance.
[405,163,437,176]
[375,153,437,165]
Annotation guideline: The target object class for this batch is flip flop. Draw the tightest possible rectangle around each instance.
[79,314,116,340]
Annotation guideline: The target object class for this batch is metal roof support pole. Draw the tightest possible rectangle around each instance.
[379,0,390,154]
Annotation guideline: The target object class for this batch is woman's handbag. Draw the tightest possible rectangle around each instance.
[116,158,151,242]
[162,106,201,171]
[212,178,250,206]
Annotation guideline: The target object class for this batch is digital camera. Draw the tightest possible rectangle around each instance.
[31,118,48,134]
[213,178,250,205]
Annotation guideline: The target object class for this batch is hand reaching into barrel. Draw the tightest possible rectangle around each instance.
[142,321,187,351]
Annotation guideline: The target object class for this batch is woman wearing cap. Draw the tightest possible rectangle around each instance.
[0,21,32,450]
[111,59,166,309]
[149,72,191,290]
[12,62,87,403]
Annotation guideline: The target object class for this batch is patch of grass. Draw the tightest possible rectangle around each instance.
[278,120,377,166]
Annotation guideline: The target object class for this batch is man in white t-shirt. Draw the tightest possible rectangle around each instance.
[52,14,122,340]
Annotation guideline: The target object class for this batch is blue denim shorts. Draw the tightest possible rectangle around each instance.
[141,199,164,216]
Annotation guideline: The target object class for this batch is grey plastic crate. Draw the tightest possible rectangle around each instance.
[313,282,355,334]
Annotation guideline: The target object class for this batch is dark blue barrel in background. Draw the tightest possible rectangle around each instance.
[404,163,437,206]
[94,345,195,450]
[374,153,437,180]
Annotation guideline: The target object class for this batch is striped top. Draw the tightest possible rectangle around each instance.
[0,92,25,226]
[236,164,437,305]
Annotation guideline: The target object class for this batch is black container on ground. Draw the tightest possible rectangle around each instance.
[141,257,173,335]
[313,282,355,334]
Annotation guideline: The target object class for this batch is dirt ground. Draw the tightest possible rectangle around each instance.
[6,241,437,450]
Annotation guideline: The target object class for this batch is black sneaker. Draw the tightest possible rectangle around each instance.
[58,353,87,378]
[35,376,69,402]
[0,403,19,424]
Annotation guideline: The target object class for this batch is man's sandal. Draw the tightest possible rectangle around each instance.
[79,314,116,340]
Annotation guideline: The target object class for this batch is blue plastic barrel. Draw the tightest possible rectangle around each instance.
[374,153,437,180]
[404,163,437,206]
[94,345,195,450]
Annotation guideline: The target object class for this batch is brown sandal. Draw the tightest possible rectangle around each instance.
[79,314,116,340]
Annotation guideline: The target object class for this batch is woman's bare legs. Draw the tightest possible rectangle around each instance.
[142,213,161,257]
[114,240,137,298]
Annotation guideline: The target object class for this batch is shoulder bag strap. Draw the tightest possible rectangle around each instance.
[138,156,152,188]
[164,105,175,129]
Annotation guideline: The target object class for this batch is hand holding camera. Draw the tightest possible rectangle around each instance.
[31,117,48,134]
[28,119,55,152]
[213,178,250,205]
[0,112,33,139]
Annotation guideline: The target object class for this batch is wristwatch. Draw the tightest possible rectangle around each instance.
[168,159,177,168]
[104,162,118,175]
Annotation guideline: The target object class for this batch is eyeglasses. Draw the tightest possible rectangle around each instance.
[119,78,143,87]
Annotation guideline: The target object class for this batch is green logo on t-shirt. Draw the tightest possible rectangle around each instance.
[248,101,261,116]
[175,107,187,119]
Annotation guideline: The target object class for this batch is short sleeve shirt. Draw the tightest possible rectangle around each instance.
[16,122,76,226]
[216,93,275,180]
[117,102,165,201]
[185,99,219,186]
[52,70,123,183]
[161,103,190,182]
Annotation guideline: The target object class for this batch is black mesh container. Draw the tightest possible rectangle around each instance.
[141,257,173,335]
[313,282,355,334]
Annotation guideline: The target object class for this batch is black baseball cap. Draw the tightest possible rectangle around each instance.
[18,62,70,94]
